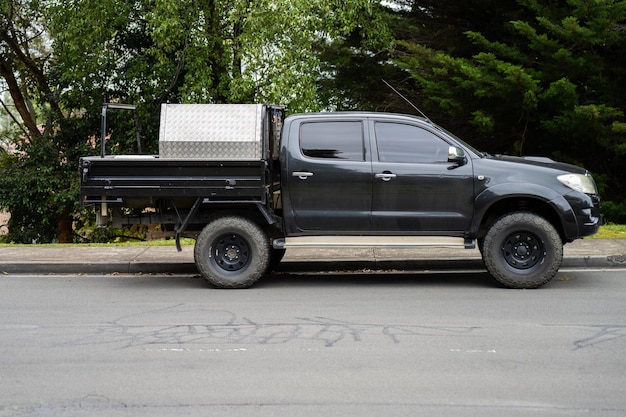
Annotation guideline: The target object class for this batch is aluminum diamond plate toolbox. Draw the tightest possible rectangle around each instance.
[158,103,264,160]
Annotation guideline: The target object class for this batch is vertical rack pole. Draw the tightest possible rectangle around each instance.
[100,104,107,158]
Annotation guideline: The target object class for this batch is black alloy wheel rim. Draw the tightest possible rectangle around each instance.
[501,231,544,270]
[212,234,250,272]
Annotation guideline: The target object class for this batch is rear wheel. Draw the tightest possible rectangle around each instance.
[194,216,270,289]
[482,212,562,289]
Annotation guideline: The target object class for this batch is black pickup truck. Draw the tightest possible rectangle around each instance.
[80,103,601,289]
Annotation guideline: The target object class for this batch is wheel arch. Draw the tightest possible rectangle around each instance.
[473,185,574,242]
[196,204,277,226]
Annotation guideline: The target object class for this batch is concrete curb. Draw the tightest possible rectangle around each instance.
[1,255,624,275]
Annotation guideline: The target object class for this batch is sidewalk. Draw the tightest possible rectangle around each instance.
[0,238,625,275]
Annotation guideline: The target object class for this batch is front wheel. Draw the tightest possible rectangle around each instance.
[194,216,270,289]
[482,212,563,289]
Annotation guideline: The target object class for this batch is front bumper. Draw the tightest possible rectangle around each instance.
[564,192,601,239]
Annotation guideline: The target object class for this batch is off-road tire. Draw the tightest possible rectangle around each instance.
[482,212,562,289]
[194,216,270,289]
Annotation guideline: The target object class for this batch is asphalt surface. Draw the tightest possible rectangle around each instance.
[0,238,624,275]
[3,270,626,416]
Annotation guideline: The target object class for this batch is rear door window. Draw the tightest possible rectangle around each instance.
[299,121,365,161]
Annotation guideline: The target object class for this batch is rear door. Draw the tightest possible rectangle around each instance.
[370,119,474,233]
[285,118,372,232]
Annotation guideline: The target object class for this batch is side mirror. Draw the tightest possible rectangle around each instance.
[448,146,467,166]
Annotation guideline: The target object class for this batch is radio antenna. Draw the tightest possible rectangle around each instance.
[382,79,431,122]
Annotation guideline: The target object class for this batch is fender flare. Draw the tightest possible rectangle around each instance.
[471,183,577,238]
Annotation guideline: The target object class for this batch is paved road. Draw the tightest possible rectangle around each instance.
[1,269,626,417]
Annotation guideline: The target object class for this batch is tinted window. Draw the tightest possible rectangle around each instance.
[375,122,449,163]
[300,121,364,161]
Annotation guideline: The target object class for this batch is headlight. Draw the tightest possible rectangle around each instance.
[557,173,598,194]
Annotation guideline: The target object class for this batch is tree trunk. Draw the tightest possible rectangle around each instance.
[57,209,73,244]
[0,56,42,140]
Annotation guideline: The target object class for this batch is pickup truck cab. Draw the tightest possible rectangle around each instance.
[80,104,601,289]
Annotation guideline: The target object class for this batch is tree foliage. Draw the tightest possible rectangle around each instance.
[47,0,391,111]
[0,0,391,242]
[0,0,86,243]
[392,0,626,216]
[1,0,626,242]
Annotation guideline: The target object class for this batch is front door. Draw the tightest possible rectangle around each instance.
[370,120,474,233]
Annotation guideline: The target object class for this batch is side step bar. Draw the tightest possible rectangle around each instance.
[273,236,476,250]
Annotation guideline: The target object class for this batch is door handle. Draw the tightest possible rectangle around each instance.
[292,171,314,180]
[375,172,397,181]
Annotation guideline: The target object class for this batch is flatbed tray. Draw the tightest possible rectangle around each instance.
[80,155,267,202]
